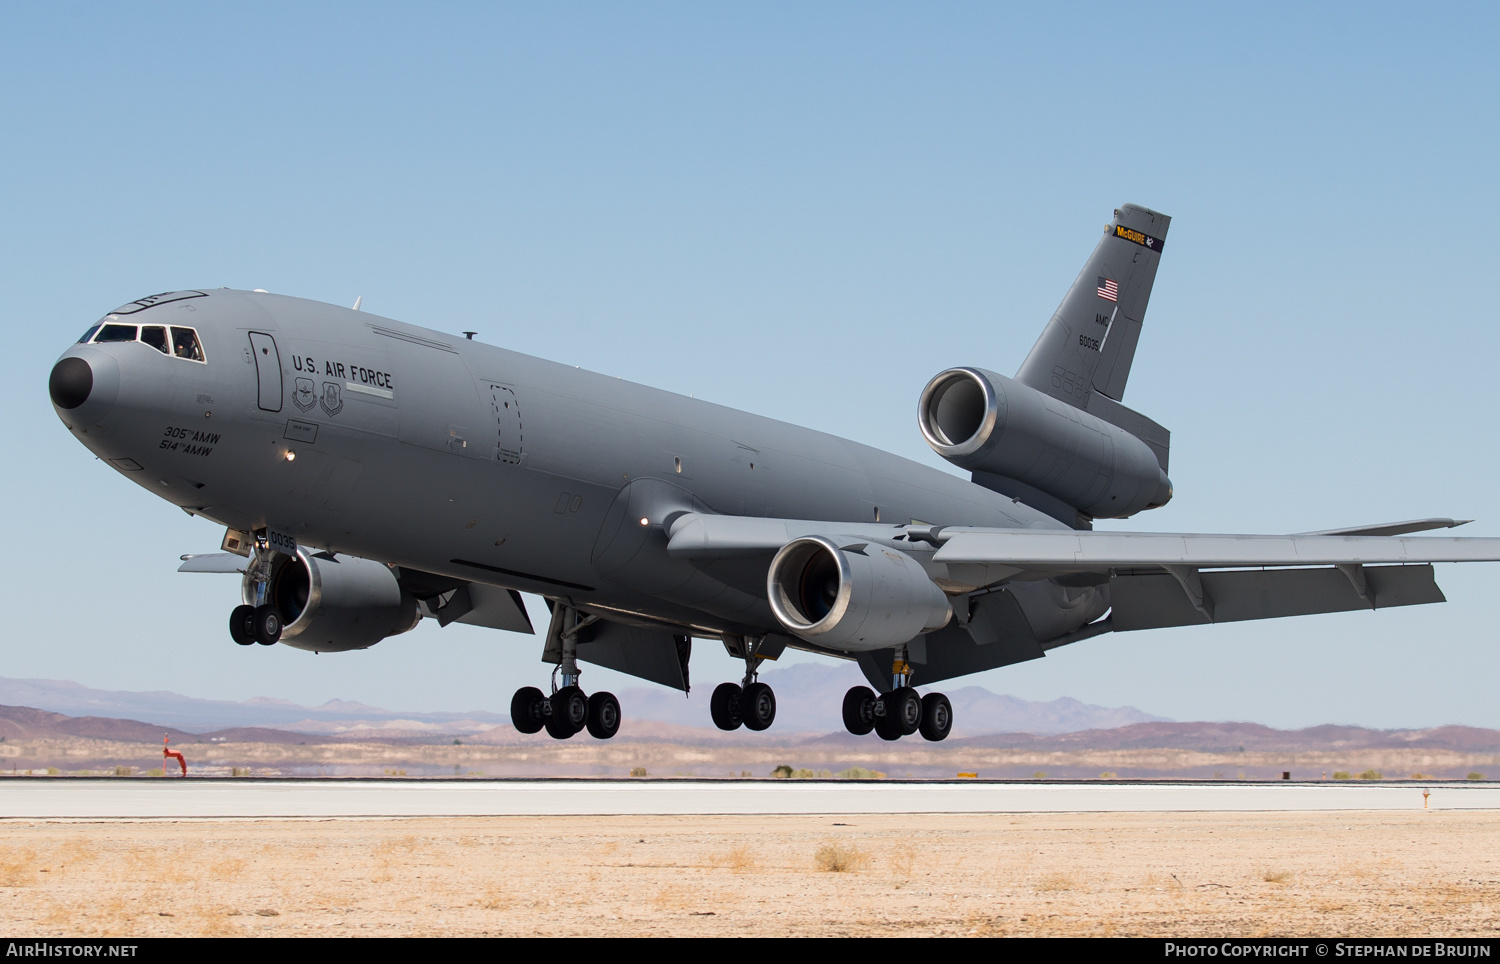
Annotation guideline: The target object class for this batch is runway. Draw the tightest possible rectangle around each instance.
[2,778,1497,818]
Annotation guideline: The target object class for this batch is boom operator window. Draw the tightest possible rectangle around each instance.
[79,321,207,363]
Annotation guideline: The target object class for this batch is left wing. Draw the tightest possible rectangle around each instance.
[665,511,1500,629]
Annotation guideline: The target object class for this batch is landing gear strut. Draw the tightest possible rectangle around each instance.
[509,602,623,741]
[842,648,952,742]
[228,534,284,647]
[709,634,776,732]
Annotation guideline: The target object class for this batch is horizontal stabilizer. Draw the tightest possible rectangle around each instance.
[177,552,247,573]
[1084,392,1170,472]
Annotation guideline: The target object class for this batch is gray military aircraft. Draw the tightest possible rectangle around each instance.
[48,203,1500,742]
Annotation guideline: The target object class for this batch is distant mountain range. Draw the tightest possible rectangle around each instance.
[0,663,1168,738]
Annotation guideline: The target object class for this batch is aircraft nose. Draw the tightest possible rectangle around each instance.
[49,348,120,431]
[49,357,93,409]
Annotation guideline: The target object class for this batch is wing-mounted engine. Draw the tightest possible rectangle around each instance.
[766,536,951,651]
[244,547,420,652]
[918,366,1172,522]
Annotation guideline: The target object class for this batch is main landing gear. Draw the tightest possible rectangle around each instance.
[510,603,622,740]
[710,634,777,732]
[841,650,952,742]
[510,684,621,740]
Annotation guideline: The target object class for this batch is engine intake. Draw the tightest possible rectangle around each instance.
[918,366,1172,519]
[243,548,419,652]
[767,536,951,651]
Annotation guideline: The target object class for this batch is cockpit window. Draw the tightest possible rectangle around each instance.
[84,322,207,363]
[94,324,138,343]
[171,327,205,362]
[77,325,101,345]
[141,326,170,354]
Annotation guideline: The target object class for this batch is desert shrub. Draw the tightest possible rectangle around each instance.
[1358,770,1382,781]
[771,765,794,779]
[837,767,884,780]
[113,766,132,777]
[1098,771,1116,779]
[1032,772,1047,779]
[630,767,648,777]
[1332,771,1351,780]
[1467,772,1484,781]
[1035,872,1077,892]
[813,842,869,873]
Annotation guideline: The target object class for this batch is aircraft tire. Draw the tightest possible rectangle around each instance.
[229,605,255,645]
[251,605,282,646]
[874,704,903,741]
[842,686,876,735]
[710,682,743,731]
[918,692,952,742]
[510,686,546,735]
[888,686,922,736]
[741,682,776,732]
[586,691,621,740]
[546,686,588,739]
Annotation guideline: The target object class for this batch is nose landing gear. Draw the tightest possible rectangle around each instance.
[228,537,285,646]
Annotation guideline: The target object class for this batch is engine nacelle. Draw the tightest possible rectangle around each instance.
[767,536,951,651]
[918,366,1172,519]
[242,548,420,653]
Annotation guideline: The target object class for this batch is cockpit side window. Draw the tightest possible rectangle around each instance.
[141,326,170,354]
[171,327,205,362]
[94,324,138,343]
[77,325,101,344]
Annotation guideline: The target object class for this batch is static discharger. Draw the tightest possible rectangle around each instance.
[163,734,186,777]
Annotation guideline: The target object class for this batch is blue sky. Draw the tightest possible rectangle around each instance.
[3,3,1498,728]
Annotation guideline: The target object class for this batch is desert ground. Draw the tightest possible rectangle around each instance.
[1,810,1496,937]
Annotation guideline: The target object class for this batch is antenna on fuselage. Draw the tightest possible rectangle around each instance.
[352,296,363,311]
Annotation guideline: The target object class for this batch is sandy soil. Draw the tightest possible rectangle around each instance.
[1,811,1498,937]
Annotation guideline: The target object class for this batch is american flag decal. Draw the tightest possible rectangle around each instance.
[1097,277,1118,302]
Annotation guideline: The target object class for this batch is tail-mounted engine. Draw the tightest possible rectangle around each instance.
[918,367,1172,520]
[243,548,420,653]
[766,536,951,651]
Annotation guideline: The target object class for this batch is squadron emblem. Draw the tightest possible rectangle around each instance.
[319,381,344,417]
[293,377,316,413]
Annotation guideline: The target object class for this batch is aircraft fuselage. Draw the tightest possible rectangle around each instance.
[52,289,1047,640]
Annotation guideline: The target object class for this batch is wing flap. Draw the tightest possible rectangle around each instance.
[1111,564,1445,631]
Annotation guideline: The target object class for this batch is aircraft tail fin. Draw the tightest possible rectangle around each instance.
[1014,203,1170,405]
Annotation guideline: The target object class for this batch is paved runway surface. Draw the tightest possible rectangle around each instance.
[2,779,1497,818]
